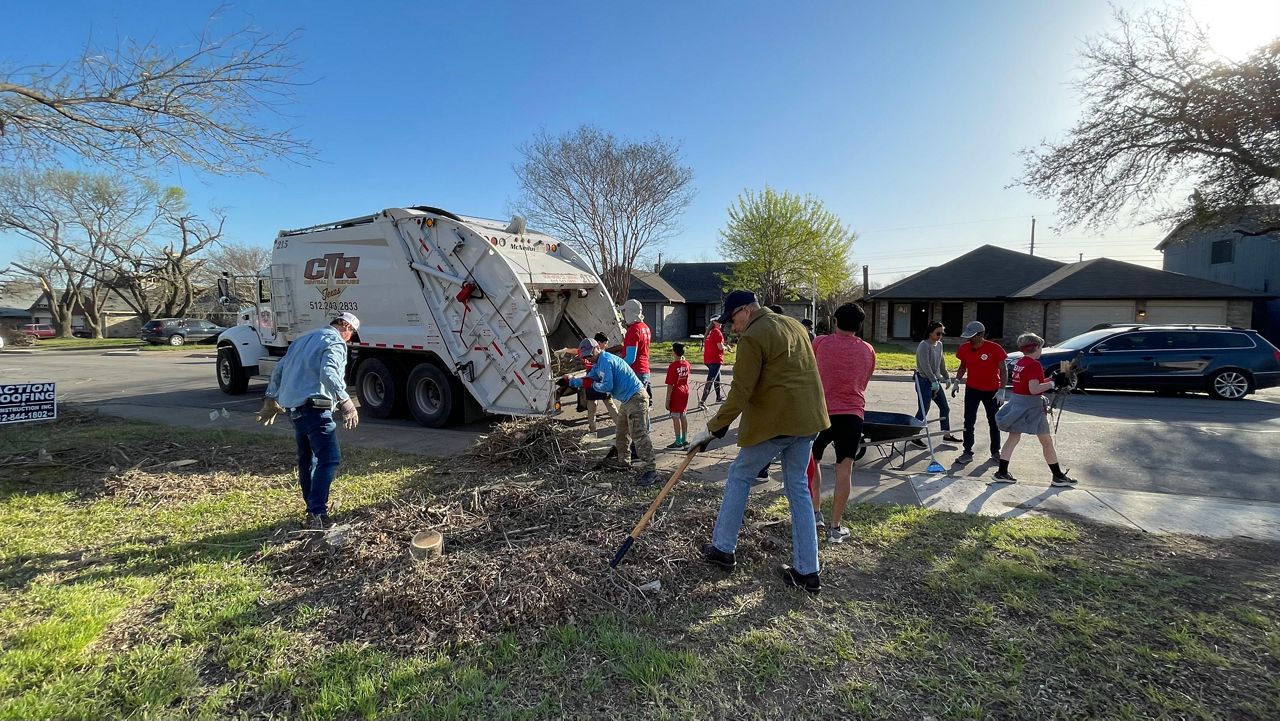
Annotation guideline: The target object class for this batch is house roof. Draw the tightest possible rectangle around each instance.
[629,270,686,303]
[1012,257,1262,299]
[658,262,735,303]
[868,245,1066,300]
[1156,204,1280,250]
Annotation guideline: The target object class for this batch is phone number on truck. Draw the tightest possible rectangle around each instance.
[307,301,358,311]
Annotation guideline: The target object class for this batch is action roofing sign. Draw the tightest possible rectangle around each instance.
[0,382,57,424]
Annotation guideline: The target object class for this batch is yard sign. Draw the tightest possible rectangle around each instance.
[0,382,57,424]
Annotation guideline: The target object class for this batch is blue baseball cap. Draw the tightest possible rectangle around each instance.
[715,290,757,323]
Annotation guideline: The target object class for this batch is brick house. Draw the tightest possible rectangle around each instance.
[864,245,1261,346]
[629,262,814,342]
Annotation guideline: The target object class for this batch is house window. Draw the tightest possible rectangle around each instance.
[1211,239,1234,264]
[976,302,1005,339]
[941,303,963,337]
[891,304,911,338]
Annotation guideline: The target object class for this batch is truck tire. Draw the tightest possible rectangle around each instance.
[406,362,456,428]
[355,358,404,418]
[216,347,250,394]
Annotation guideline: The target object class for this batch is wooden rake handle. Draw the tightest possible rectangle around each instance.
[608,448,699,568]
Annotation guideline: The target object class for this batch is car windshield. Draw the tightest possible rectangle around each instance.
[1052,328,1121,351]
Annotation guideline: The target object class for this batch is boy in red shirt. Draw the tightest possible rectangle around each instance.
[954,321,1008,465]
[664,342,692,448]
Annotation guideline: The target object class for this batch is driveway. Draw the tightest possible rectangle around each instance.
[4,351,1278,503]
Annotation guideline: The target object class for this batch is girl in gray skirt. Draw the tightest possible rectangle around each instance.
[992,332,1076,487]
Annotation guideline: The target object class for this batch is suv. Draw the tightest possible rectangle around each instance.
[20,323,57,339]
[140,318,227,346]
[1010,325,1280,400]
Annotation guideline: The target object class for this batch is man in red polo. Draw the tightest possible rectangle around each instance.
[954,321,1008,465]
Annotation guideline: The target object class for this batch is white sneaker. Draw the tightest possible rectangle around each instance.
[827,526,851,544]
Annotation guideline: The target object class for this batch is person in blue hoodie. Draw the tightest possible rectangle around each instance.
[560,336,658,486]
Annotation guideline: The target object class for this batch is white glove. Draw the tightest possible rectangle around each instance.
[995,389,1007,406]
[339,398,359,430]
[256,397,285,425]
[688,430,714,454]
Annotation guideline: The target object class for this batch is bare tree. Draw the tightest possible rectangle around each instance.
[513,125,695,300]
[0,20,311,175]
[1016,7,1280,230]
[719,187,856,307]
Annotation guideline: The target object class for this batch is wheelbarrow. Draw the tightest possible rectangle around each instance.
[853,411,952,470]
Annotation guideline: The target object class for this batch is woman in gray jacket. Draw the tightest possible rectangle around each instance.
[913,321,961,444]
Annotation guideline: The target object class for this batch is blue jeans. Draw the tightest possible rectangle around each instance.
[289,407,341,517]
[914,373,951,432]
[712,434,820,575]
[700,363,724,403]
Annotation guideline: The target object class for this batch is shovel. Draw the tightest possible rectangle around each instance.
[608,448,699,569]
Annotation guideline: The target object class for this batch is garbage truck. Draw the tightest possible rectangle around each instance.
[215,206,624,427]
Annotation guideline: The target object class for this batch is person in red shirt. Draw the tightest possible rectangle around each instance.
[954,321,1008,464]
[809,303,876,543]
[664,342,692,448]
[699,319,726,406]
[993,332,1076,486]
[620,299,652,401]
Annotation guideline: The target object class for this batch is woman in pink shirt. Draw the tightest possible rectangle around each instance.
[809,303,876,543]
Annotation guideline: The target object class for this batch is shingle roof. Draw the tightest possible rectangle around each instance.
[629,270,686,303]
[868,245,1066,300]
[1155,204,1280,250]
[658,262,736,303]
[1012,257,1263,299]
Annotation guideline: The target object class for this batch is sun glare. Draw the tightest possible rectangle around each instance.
[1187,0,1280,60]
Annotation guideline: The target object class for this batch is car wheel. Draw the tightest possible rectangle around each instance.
[1208,369,1251,400]
[355,358,404,419]
[216,346,249,394]
[405,363,459,428]
[168,334,186,346]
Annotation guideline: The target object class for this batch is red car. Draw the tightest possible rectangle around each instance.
[20,323,57,339]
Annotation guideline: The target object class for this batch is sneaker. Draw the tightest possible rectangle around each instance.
[942,434,962,443]
[910,438,927,448]
[827,526,851,544]
[990,471,1018,484]
[701,543,736,570]
[1051,472,1078,487]
[814,510,826,532]
[779,565,821,594]
[636,470,660,487]
[306,513,328,531]
[665,440,685,450]
[955,451,974,464]
[679,440,691,449]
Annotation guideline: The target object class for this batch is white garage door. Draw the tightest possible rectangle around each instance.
[1059,301,1135,341]
[1144,300,1227,326]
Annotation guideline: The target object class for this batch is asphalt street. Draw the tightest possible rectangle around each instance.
[3,350,1279,504]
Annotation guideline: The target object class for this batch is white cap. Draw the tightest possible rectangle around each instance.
[334,312,361,332]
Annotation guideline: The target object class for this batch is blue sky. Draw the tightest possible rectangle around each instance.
[3,1,1277,286]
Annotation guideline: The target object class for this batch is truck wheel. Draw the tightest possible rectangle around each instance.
[406,363,455,428]
[356,358,404,418]
[216,347,250,395]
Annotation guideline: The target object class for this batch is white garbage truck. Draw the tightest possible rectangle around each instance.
[215,206,624,427]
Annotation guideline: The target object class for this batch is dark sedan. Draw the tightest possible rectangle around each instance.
[1007,325,1280,400]
[140,318,228,346]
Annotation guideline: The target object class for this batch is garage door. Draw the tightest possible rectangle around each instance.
[1144,300,1227,326]
[1059,301,1135,341]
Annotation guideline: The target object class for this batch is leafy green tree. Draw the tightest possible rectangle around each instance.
[718,186,856,306]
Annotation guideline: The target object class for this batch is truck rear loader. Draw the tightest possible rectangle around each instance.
[216,206,623,427]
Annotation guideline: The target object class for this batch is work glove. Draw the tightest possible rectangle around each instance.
[556,375,571,389]
[256,397,285,425]
[930,380,941,394]
[995,389,1007,407]
[950,379,960,397]
[689,425,729,454]
[1052,372,1071,389]
[338,398,359,430]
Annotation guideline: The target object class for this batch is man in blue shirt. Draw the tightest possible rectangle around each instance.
[257,313,361,529]
[560,336,658,486]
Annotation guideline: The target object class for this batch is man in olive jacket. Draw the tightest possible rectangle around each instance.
[690,290,831,593]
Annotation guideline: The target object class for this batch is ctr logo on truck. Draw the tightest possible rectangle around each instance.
[303,253,361,285]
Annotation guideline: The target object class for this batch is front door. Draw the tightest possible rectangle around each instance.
[910,302,930,341]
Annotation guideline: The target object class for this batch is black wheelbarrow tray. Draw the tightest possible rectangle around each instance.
[851,411,949,468]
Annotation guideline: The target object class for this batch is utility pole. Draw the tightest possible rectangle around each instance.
[862,264,870,297]
[1030,216,1036,256]
[1078,252,1083,262]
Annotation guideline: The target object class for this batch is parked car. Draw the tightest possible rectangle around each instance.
[20,323,57,339]
[1007,325,1280,400]
[71,327,93,338]
[140,318,228,346]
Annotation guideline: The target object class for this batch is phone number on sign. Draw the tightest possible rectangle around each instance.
[0,410,55,422]
[307,301,358,311]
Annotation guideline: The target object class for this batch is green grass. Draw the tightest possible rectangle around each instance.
[870,340,962,372]
[21,337,143,349]
[649,339,735,365]
[2,414,1278,719]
